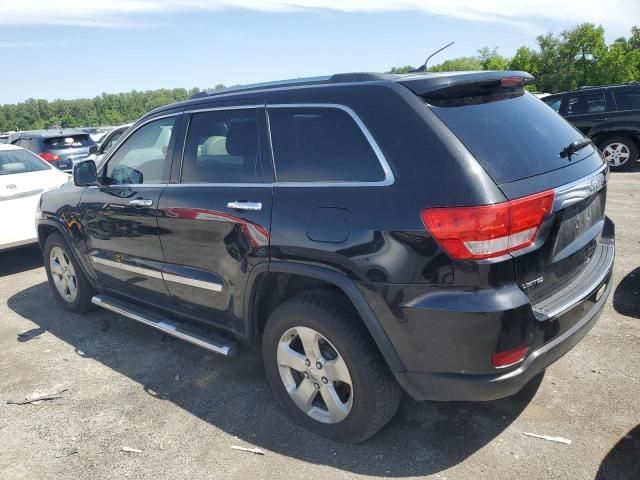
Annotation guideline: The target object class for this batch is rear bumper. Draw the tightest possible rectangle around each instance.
[370,217,615,401]
[394,276,611,401]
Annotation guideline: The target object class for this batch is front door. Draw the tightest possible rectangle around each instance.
[562,90,611,136]
[79,114,180,307]
[157,106,272,333]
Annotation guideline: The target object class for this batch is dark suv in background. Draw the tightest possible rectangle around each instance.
[8,129,97,172]
[543,83,640,170]
[36,71,614,442]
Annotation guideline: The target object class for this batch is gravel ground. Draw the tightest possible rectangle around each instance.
[0,171,639,480]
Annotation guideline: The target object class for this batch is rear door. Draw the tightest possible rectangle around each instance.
[420,83,608,304]
[79,113,180,308]
[561,90,611,136]
[156,105,272,333]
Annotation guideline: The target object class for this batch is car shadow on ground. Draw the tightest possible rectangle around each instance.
[8,281,542,477]
[0,245,43,277]
[613,267,640,319]
[595,424,640,479]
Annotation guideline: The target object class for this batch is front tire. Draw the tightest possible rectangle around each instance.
[262,290,401,443]
[599,136,639,171]
[44,233,94,313]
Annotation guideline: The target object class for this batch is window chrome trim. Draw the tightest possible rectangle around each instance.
[162,273,223,292]
[266,103,395,187]
[91,256,163,279]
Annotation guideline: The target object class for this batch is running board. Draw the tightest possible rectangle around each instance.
[91,294,238,357]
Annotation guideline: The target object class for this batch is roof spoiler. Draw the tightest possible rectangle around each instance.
[398,71,534,96]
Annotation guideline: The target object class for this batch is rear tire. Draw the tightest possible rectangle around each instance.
[43,233,94,313]
[262,290,402,443]
[599,136,639,171]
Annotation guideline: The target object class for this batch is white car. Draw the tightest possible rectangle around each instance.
[0,144,70,251]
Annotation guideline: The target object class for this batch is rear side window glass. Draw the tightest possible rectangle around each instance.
[268,106,385,182]
[426,90,594,184]
[44,134,95,148]
[566,93,606,115]
[0,149,50,175]
[543,97,562,112]
[614,89,640,110]
[181,109,260,184]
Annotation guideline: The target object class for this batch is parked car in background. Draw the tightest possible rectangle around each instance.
[82,127,113,144]
[7,129,98,173]
[0,134,8,144]
[0,144,70,251]
[95,123,133,163]
[542,83,640,170]
[37,71,614,442]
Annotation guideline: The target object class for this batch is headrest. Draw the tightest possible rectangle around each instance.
[226,120,258,157]
[0,162,26,174]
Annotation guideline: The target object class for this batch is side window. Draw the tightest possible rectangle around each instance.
[614,89,640,111]
[543,97,562,112]
[102,129,125,153]
[566,92,606,115]
[268,106,385,182]
[104,116,176,185]
[181,109,260,183]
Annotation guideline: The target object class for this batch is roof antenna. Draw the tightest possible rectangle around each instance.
[410,41,455,73]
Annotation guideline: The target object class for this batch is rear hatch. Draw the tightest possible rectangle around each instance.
[402,72,608,308]
[44,134,97,166]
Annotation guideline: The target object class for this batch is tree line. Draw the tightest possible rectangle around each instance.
[1,23,638,132]
[390,23,640,93]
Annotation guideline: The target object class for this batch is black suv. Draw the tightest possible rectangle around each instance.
[37,71,615,442]
[8,129,98,172]
[543,83,640,170]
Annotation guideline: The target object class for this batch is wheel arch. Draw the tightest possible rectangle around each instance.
[37,219,96,286]
[245,261,405,372]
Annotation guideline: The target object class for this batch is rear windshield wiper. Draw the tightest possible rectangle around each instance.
[560,138,593,159]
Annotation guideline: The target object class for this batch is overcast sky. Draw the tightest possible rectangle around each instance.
[0,0,638,104]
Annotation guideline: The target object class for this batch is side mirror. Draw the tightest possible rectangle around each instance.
[73,160,98,187]
[89,145,98,155]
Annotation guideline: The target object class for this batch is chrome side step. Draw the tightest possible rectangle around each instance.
[91,294,238,357]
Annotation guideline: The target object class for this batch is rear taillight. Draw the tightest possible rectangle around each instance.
[421,190,555,260]
[39,152,61,162]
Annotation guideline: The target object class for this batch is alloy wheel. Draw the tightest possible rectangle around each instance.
[603,142,631,167]
[277,326,353,424]
[49,246,78,302]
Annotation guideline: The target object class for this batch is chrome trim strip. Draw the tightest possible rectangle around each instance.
[91,295,231,356]
[162,273,223,292]
[165,182,272,188]
[266,103,395,187]
[553,164,607,211]
[183,104,262,114]
[91,256,163,279]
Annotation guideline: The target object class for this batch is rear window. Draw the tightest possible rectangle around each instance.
[425,88,594,184]
[44,134,95,149]
[268,106,385,183]
[0,149,50,175]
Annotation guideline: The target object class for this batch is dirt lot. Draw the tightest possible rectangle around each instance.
[1,172,639,480]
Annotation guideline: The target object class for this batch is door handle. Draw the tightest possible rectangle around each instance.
[129,198,153,207]
[592,117,609,122]
[227,201,262,211]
